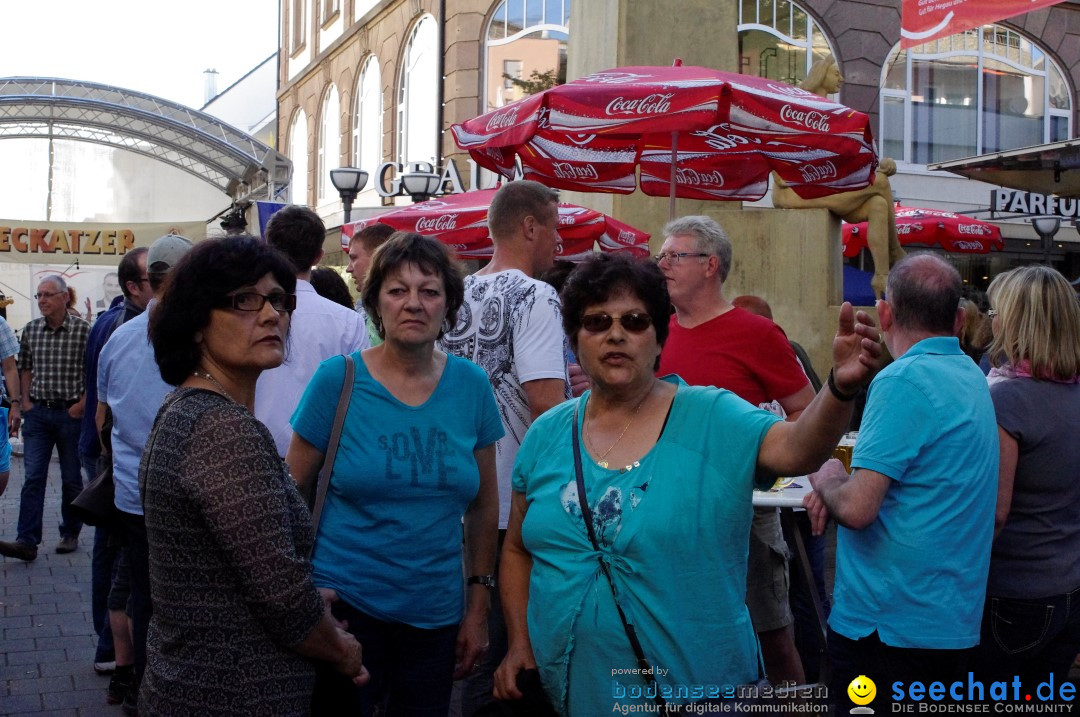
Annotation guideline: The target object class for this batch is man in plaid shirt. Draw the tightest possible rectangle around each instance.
[0,275,90,561]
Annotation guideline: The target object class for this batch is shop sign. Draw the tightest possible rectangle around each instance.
[992,189,1080,219]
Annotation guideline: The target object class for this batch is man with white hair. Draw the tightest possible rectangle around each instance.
[0,274,90,561]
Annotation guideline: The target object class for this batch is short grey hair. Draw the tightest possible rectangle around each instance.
[662,215,733,281]
[39,274,67,293]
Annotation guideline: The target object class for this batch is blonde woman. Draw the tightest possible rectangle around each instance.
[975,265,1080,684]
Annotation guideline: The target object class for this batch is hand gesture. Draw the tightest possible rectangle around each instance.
[831,302,883,396]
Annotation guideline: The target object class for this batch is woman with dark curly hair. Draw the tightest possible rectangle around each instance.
[141,235,367,716]
[494,253,882,714]
[287,232,501,716]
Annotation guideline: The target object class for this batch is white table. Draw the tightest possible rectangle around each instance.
[753,477,830,684]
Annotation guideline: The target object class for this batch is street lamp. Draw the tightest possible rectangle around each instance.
[1031,215,1061,266]
[330,167,369,224]
[400,169,442,203]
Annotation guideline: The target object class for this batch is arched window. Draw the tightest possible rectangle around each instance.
[317,85,340,202]
[483,0,570,111]
[737,0,834,87]
[352,55,382,193]
[288,109,309,205]
[397,15,438,167]
[881,25,1072,165]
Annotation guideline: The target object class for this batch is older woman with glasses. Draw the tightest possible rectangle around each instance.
[975,265,1080,685]
[141,236,367,716]
[287,232,501,716]
[494,253,882,715]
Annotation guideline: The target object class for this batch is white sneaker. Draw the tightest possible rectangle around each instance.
[94,660,116,675]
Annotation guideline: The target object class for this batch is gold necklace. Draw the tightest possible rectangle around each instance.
[587,388,650,469]
[191,370,236,404]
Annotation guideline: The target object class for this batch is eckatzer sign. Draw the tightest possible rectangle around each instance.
[992,189,1080,219]
[0,220,205,265]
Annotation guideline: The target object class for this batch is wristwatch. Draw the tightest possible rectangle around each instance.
[467,574,496,589]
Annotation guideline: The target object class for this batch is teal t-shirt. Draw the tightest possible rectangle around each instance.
[512,377,781,715]
[291,351,503,628]
[832,336,998,649]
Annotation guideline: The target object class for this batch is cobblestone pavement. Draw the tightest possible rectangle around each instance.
[0,455,119,716]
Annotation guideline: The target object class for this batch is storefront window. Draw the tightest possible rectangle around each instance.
[881,24,1071,165]
[737,0,834,89]
[484,0,569,111]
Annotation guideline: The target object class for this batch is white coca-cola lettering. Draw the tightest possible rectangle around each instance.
[485,108,519,132]
[779,104,831,132]
[551,162,600,181]
[559,214,575,225]
[617,229,635,243]
[767,83,817,98]
[896,223,920,235]
[537,107,551,129]
[690,125,758,151]
[605,93,674,116]
[953,240,985,250]
[415,214,459,232]
[584,71,652,85]
[957,223,990,236]
[797,161,838,183]
[675,167,724,186]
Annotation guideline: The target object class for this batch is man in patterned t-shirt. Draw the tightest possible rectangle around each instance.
[441,180,570,716]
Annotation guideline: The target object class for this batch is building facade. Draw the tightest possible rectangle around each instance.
[276,0,1080,284]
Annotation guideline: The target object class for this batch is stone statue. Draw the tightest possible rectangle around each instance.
[771,54,904,300]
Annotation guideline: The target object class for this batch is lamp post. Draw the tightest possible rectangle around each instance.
[1031,215,1061,267]
[400,169,442,203]
[330,167,369,224]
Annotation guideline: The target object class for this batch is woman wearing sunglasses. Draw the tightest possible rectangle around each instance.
[140,236,367,716]
[287,232,501,716]
[494,253,881,714]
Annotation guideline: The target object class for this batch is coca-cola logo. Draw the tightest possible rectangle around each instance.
[797,161,838,183]
[953,240,985,251]
[583,71,652,85]
[537,107,551,129]
[617,230,636,244]
[605,93,674,116]
[551,162,599,181]
[559,214,575,226]
[779,104,831,132]
[896,223,923,235]
[675,167,724,186]
[415,214,458,232]
[485,108,519,132]
[957,224,990,236]
[690,124,758,151]
[766,83,818,98]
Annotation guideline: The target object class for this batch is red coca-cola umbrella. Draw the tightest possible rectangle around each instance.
[451,62,878,218]
[340,188,650,261]
[842,205,1004,256]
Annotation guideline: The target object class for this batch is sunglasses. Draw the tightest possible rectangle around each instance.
[580,312,653,333]
[217,291,297,313]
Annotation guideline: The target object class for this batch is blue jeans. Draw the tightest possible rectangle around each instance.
[975,587,1080,687]
[16,405,84,546]
[82,452,118,664]
[312,600,459,717]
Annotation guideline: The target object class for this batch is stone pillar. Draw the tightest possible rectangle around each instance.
[563,0,742,249]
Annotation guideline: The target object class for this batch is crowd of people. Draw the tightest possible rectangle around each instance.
[0,180,1077,716]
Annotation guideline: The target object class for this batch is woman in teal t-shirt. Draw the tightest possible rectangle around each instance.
[288,233,503,716]
[493,253,882,715]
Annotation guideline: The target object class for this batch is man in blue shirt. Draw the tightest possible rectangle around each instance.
[806,254,998,710]
[78,247,151,677]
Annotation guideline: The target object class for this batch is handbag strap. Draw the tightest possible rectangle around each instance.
[310,354,355,539]
[572,404,667,709]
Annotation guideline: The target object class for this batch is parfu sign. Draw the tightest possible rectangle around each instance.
[901,0,1065,49]
[992,189,1080,219]
[0,220,205,265]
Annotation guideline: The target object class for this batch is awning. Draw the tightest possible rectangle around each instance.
[929,140,1080,198]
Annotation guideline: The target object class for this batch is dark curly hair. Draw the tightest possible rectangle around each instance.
[150,235,297,385]
[560,253,671,362]
[360,232,464,340]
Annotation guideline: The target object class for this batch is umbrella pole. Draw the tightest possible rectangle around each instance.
[669,131,678,222]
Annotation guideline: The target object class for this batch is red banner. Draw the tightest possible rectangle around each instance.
[901,0,1065,48]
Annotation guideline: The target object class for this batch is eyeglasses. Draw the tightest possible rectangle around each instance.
[653,251,709,265]
[988,309,998,319]
[580,312,653,333]
[217,291,297,313]
[34,291,64,300]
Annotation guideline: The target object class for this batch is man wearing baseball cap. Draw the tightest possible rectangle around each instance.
[97,233,193,713]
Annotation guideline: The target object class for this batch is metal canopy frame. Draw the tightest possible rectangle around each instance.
[0,77,291,199]
[929,139,1080,198]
